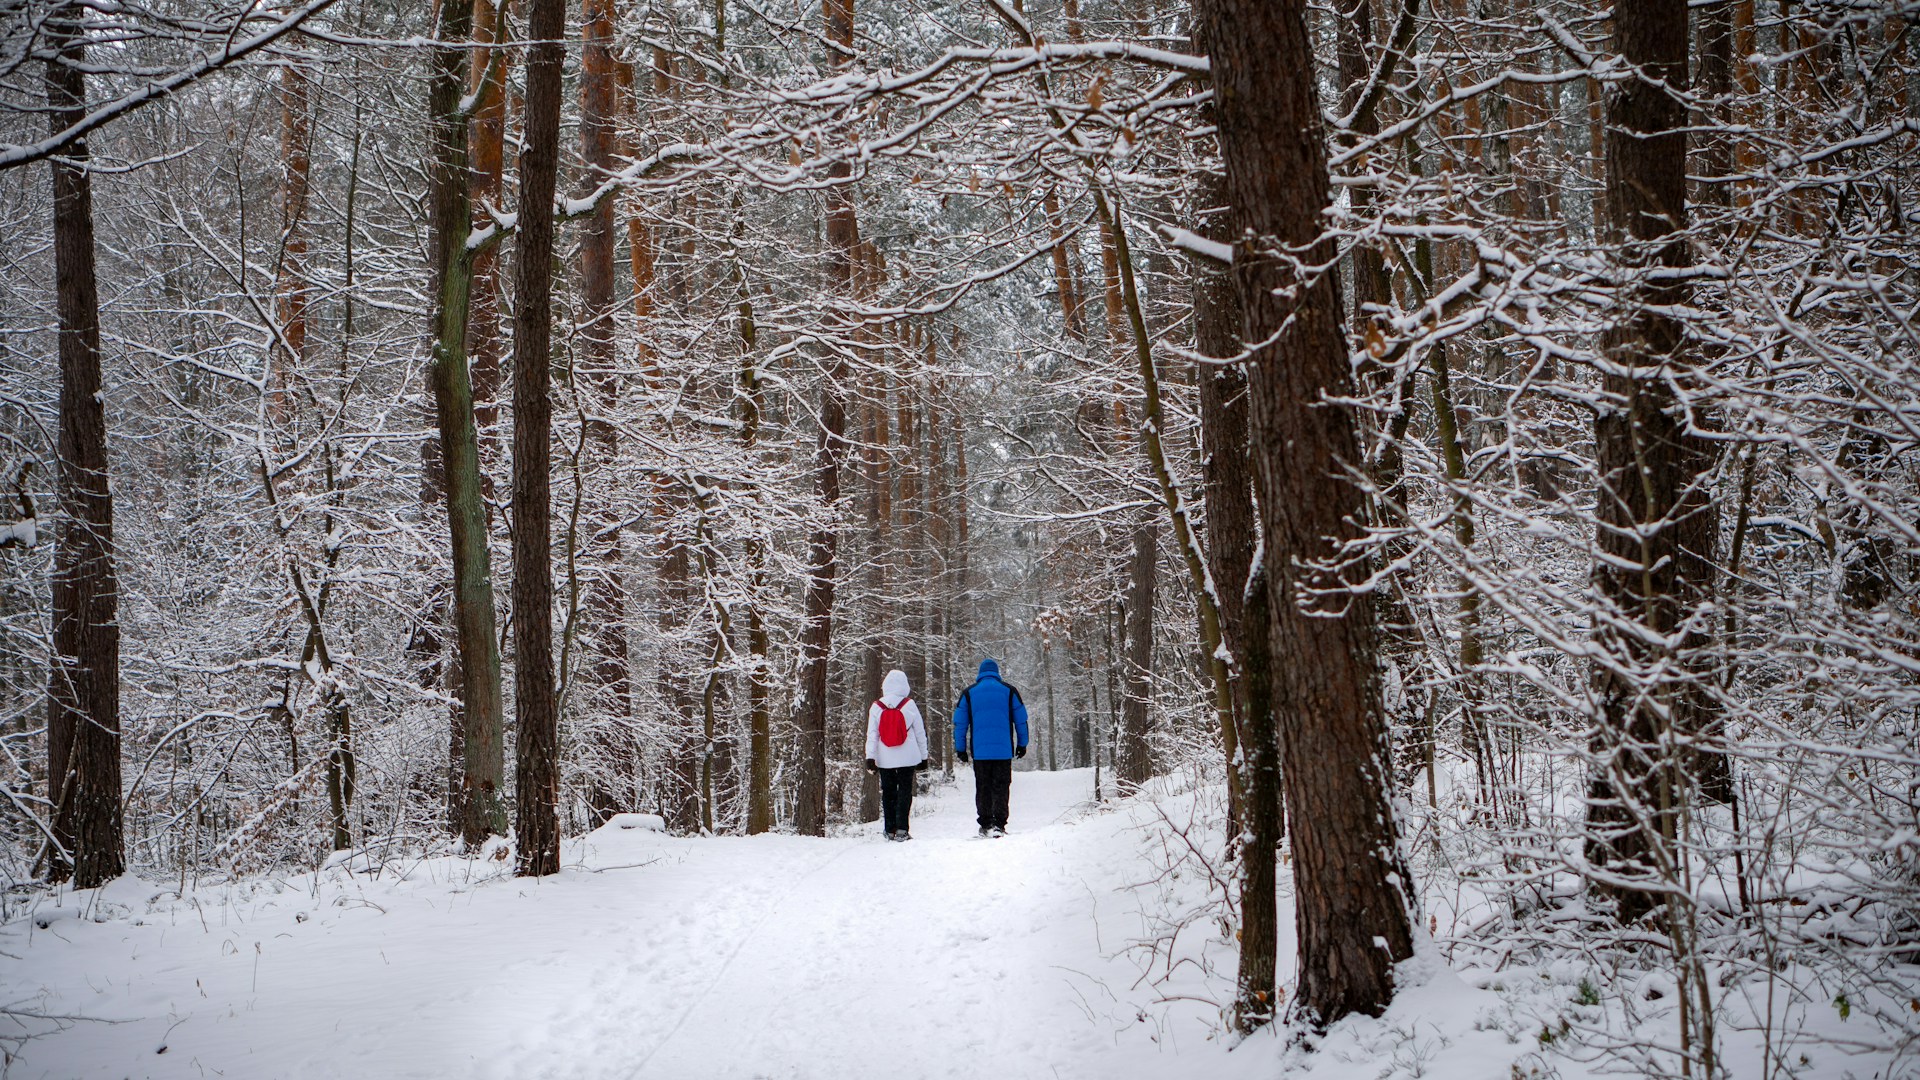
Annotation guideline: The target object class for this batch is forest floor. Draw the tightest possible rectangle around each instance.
[2,768,1910,1079]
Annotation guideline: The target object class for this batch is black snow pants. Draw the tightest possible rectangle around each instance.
[880,765,917,835]
[973,758,1012,830]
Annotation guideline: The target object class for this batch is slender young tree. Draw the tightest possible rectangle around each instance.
[1116,521,1155,788]
[42,0,124,888]
[425,0,508,844]
[1198,0,1416,1024]
[511,0,566,877]
[579,0,634,822]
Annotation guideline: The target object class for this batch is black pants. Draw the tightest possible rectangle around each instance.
[880,766,917,835]
[973,758,1012,830]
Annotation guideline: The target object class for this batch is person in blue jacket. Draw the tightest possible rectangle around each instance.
[952,658,1029,838]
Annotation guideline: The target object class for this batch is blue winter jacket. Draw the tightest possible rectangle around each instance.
[953,659,1029,761]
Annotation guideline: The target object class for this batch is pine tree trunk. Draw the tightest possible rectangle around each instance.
[468,0,510,463]
[1191,145,1287,1034]
[43,2,124,888]
[795,0,860,837]
[271,58,311,435]
[511,0,566,878]
[427,0,507,845]
[1198,0,1416,1024]
[580,0,634,823]
[1584,0,1715,921]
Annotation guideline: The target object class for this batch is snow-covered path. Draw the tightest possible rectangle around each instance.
[4,769,1245,1080]
[502,768,1150,1080]
[10,769,1908,1080]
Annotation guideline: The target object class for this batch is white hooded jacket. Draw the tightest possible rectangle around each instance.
[865,669,929,769]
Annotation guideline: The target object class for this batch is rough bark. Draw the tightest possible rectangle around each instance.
[1192,144,1285,1034]
[794,0,860,837]
[511,0,566,878]
[43,3,124,888]
[1198,0,1416,1024]
[1585,0,1719,920]
[1234,562,1281,1029]
[738,276,775,834]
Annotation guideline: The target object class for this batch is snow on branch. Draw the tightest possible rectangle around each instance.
[0,0,341,171]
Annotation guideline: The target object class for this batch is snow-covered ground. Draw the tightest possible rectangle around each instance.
[4,769,1913,1079]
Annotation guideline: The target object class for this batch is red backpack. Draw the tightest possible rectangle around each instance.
[876,697,912,747]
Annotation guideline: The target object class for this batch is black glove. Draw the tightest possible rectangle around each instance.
[865,758,878,773]
[916,759,930,772]
[956,751,970,764]
[1015,745,1027,759]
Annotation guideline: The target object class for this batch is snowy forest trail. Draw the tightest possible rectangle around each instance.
[521,767,1128,1080]
[5,769,1259,1080]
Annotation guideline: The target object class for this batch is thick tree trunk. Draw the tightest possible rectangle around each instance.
[795,0,860,837]
[43,3,124,888]
[1584,0,1718,921]
[1198,0,1416,1025]
[511,0,566,878]
[427,0,507,845]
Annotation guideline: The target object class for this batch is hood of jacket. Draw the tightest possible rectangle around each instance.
[881,668,912,707]
[976,658,1000,681]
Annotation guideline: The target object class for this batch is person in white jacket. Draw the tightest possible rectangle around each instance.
[865,669,930,841]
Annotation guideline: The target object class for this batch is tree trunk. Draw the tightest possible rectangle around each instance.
[271,58,312,435]
[1234,563,1281,1029]
[468,0,510,463]
[43,2,124,888]
[580,0,634,822]
[1190,155,1258,837]
[1191,142,1287,1034]
[511,0,566,878]
[1584,0,1716,921]
[1198,0,1416,1024]
[738,278,776,835]
[795,0,860,837]
[427,0,507,845]
[1117,520,1155,789]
